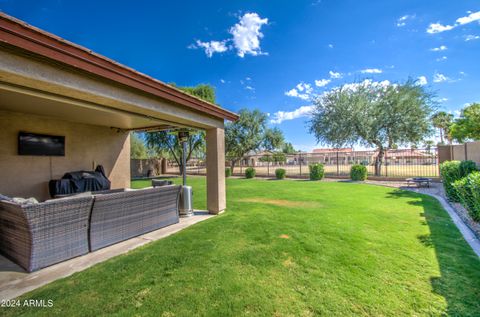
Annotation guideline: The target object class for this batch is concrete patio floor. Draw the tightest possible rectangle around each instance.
[0,211,214,300]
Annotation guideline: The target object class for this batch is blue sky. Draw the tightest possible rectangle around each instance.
[2,0,480,150]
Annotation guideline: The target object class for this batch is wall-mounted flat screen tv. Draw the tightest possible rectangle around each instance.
[18,132,65,156]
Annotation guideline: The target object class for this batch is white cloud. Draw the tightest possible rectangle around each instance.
[314,79,331,87]
[465,34,480,41]
[191,12,268,58]
[229,13,268,57]
[341,79,391,92]
[329,71,342,79]
[438,97,448,103]
[436,56,448,62]
[191,40,228,57]
[285,84,312,100]
[427,23,455,34]
[396,15,414,27]
[427,10,480,33]
[328,44,334,48]
[270,105,315,124]
[278,79,396,124]
[245,77,252,81]
[417,76,428,86]
[296,82,313,94]
[456,11,480,25]
[245,85,255,91]
[433,73,449,83]
[220,79,226,84]
[360,68,383,74]
[430,45,447,51]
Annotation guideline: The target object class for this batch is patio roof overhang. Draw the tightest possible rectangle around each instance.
[0,12,238,131]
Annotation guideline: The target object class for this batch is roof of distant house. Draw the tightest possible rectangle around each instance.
[312,148,354,153]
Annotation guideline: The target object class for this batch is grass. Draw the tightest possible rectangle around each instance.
[4,177,480,316]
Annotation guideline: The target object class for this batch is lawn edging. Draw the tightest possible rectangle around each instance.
[407,191,480,258]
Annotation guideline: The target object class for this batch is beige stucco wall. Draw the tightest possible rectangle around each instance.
[437,145,453,164]
[438,142,480,166]
[0,110,130,201]
[452,144,466,161]
[465,142,480,163]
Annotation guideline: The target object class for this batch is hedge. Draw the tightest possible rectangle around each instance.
[225,167,232,178]
[440,161,463,201]
[245,167,256,179]
[440,160,478,202]
[460,160,478,177]
[275,168,286,179]
[453,171,480,221]
[350,164,367,181]
[309,163,324,181]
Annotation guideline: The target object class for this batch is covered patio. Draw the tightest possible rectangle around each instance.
[0,12,237,278]
[0,12,237,211]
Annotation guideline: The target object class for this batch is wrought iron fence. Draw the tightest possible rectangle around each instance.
[165,158,206,175]
[166,148,439,179]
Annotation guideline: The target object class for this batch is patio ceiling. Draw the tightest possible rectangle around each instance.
[0,83,180,131]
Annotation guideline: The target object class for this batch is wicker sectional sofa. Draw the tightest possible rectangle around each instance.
[89,186,181,251]
[0,196,93,272]
[0,185,181,272]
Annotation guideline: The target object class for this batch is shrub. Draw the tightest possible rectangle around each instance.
[440,161,462,201]
[440,160,478,202]
[453,172,480,221]
[225,167,232,178]
[309,163,324,181]
[350,164,367,181]
[245,167,256,179]
[275,168,286,179]
[460,160,478,177]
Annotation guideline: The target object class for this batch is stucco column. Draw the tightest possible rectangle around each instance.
[206,127,226,214]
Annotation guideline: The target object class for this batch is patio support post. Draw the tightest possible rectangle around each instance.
[206,127,226,214]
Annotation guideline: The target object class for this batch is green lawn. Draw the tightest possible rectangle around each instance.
[4,177,480,316]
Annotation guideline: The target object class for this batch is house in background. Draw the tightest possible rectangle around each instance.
[308,148,436,165]
[0,13,238,214]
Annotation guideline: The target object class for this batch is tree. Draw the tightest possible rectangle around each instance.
[130,132,149,159]
[423,140,435,154]
[143,84,215,173]
[308,79,435,176]
[259,152,287,163]
[144,130,204,173]
[263,127,285,151]
[431,111,454,144]
[225,109,278,172]
[449,103,480,142]
[169,83,216,104]
[282,142,296,154]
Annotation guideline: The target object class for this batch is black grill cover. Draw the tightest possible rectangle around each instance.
[49,165,111,197]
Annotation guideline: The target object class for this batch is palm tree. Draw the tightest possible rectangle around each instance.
[431,111,453,144]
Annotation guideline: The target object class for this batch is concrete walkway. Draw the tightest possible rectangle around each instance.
[0,211,214,300]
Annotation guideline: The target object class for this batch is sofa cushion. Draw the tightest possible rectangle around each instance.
[11,197,39,205]
[45,191,93,203]
[0,194,12,202]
